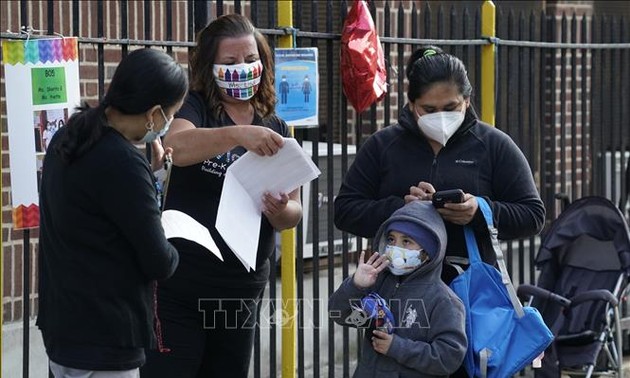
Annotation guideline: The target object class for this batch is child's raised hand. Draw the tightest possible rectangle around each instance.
[372,330,393,355]
[352,251,389,289]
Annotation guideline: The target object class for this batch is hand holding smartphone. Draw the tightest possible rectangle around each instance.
[432,189,465,208]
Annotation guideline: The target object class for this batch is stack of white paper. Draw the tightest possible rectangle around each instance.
[216,138,321,271]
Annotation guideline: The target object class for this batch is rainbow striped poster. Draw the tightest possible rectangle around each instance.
[2,37,80,229]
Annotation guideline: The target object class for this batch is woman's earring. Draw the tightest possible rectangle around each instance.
[145,121,154,131]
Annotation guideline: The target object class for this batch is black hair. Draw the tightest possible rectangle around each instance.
[405,45,473,105]
[55,48,188,164]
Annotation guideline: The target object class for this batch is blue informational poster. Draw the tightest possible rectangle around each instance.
[275,48,318,127]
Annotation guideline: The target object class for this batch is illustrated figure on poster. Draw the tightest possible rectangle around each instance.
[302,74,311,103]
[279,75,289,104]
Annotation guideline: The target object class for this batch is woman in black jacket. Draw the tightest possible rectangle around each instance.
[37,48,187,377]
[334,46,546,377]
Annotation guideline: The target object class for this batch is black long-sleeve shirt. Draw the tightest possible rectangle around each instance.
[37,126,179,370]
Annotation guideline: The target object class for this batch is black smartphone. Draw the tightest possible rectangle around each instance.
[432,189,465,208]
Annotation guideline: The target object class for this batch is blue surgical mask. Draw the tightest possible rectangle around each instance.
[140,107,172,143]
[384,245,426,275]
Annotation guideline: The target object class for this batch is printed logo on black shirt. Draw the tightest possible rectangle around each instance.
[201,151,241,178]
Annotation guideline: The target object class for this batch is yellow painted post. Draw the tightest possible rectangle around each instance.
[481,0,496,126]
[277,2,296,378]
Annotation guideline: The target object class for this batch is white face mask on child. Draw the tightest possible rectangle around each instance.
[384,245,426,276]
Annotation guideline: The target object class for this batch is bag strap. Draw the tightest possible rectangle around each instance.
[468,197,525,318]
[160,153,173,213]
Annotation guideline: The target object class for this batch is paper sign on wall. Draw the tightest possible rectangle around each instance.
[274,48,319,127]
[2,37,81,229]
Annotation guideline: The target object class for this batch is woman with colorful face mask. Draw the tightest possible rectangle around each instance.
[38,48,186,377]
[334,45,545,377]
[140,14,302,378]
[329,200,467,377]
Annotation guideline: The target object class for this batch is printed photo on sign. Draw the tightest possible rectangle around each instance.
[34,108,68,153]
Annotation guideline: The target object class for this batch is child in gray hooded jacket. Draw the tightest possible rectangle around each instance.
[329,200,467,377]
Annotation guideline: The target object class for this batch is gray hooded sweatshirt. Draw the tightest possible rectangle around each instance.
[329,201,467,377]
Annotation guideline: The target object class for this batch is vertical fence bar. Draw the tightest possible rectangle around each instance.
[505,9,515,277]
[600,15,608,198]
[383,2,391,128]
[560,13,567,199]
[311,1,322,372]
[610,17,619,204]
[590,15,599,196]
[47,0,54,34]
[437,5,444,40]
[528,10,538,284]
[193,0,209,34]
[423,2,431,39]
[596,16,606,196]
[396,3,405,112]
[293,8,305,377]
[165,0,172,55]
[539,10,549,217]
[328,2,338,370]
[22,230,30,378]
[570,13,578,198]
[19,2,29,374]
[481,0,496,126]
[97,1,104,100]
[517,11,526,286]
[306,2,321,374]
[216,0,223,16]
[330,1,350,375]
[620,19,629,211]
[120,1,128,57]
[144,0,151,47]
[293,7,305,378]
[580,16,593,196]
[475,7,482,106]
[451,6,461,58]
[72,0,79,37]
[340,2,356,371]
[550,13,558,214]
[462,8,471,70]
[277,3,297,377]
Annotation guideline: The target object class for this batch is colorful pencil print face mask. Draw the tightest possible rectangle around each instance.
[213,61,264,101]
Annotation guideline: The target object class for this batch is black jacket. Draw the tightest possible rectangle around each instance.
[334,106,545,264]
[37,127,179,368]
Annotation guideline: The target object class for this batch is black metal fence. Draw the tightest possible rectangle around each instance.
[1,1,629,377]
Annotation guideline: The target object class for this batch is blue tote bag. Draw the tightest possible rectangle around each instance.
[450,197,553,377]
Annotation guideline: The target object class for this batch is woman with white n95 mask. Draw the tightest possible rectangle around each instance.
[334,46,545,376]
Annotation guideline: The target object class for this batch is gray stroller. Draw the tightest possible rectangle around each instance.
[518,196,630,377]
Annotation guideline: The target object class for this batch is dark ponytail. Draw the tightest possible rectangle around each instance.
[54,48,188,164]
[54,102,108,164]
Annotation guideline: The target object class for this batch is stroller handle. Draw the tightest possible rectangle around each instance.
[517,284,572,307]
[569,289,618,307]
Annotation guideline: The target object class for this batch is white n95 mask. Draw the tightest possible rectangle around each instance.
[417,110,465,146]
